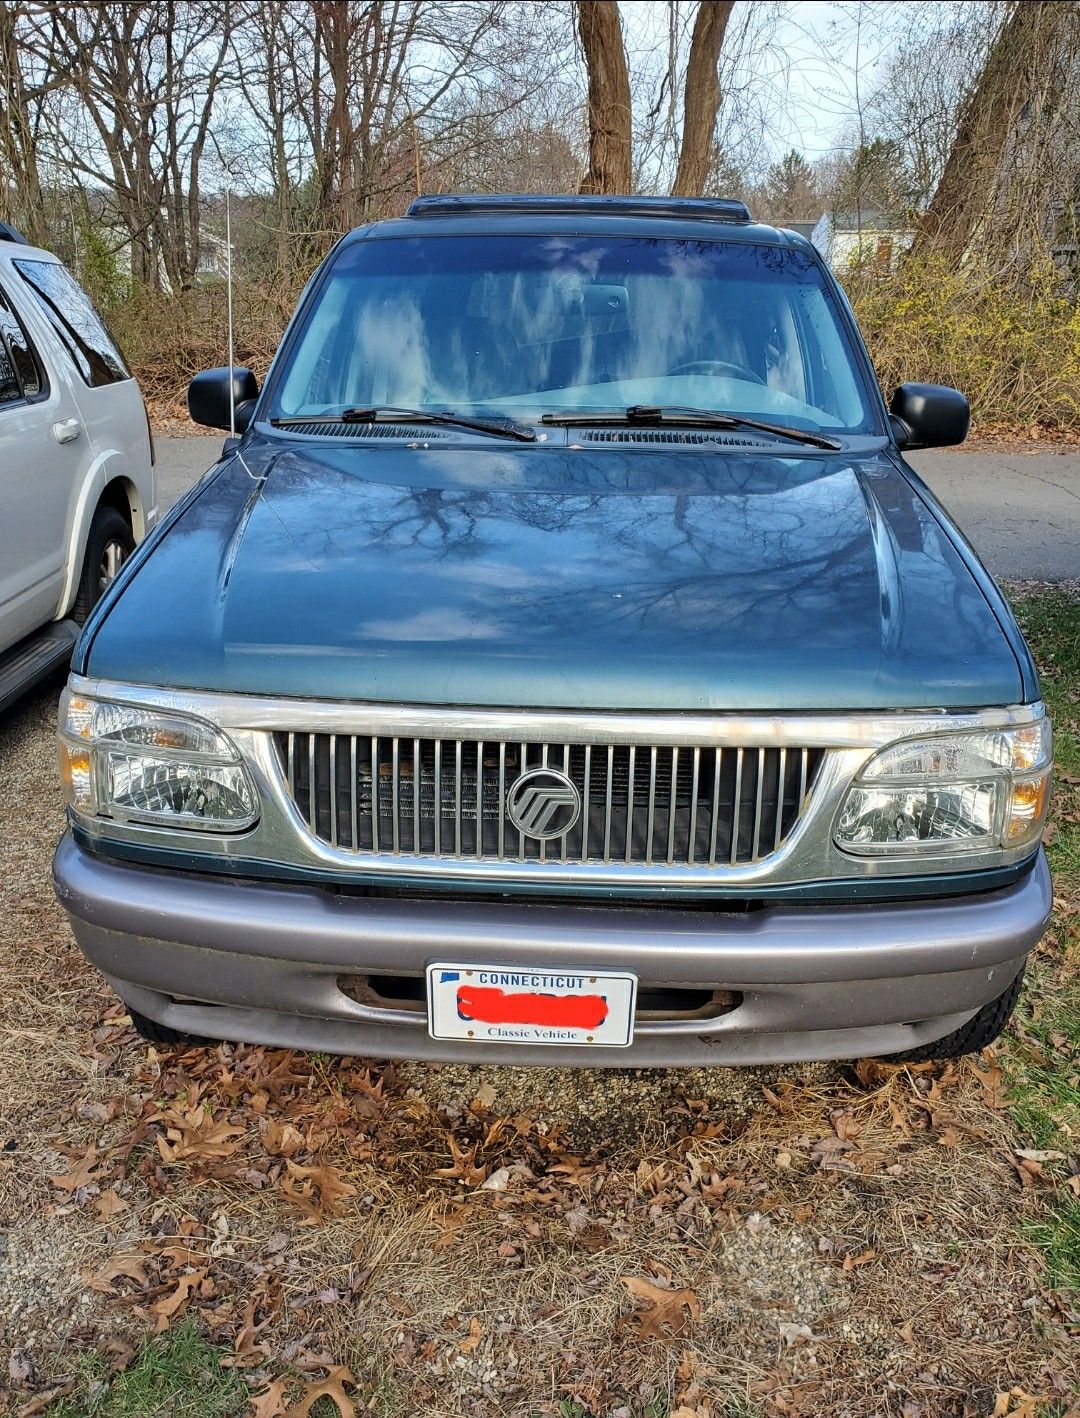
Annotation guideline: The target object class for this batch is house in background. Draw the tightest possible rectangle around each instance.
[781,220,817,244]
[809,208,915,272]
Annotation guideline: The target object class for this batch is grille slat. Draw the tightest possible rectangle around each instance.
[275,732,824,869]
[730,748,744,867]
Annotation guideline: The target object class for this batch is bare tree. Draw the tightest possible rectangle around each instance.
[24,0,237,289]
[576,0,632,194]
[910,0,1080,263]
[672,0,734,196]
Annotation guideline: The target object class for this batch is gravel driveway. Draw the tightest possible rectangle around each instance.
[157,435,1080,581]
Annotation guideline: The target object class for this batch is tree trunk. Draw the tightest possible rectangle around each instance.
[910,0,1070,263]
[672,0,734,196]
[576,0,632,194]
[0,1,48,246]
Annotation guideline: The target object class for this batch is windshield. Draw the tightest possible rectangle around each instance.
[271,233,878,435]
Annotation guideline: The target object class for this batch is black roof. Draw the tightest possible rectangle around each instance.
[406,194,753,224]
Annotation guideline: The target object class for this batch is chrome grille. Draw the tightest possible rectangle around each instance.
[274,733,823,868]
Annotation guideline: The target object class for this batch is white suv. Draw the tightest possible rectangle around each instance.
[0,223,155,711]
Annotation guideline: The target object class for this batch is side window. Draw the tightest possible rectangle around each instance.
[0,282,45,405]
[0,334,18,404]
[12,259,130,387]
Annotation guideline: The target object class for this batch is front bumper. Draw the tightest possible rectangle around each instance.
[53,834,1052,1067]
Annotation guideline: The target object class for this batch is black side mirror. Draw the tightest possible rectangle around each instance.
[188,366,259,433]
[890,383,969,450]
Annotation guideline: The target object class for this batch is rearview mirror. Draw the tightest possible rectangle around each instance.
[188,366,259,433]
[890,383,969,450]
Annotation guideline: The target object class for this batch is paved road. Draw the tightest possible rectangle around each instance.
[157,436,1080,581]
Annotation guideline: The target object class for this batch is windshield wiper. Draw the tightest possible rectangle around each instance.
[540,404,842,451]
[271,405,537,442]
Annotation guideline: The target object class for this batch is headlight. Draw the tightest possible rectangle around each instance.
[59,691,258,832]
[835,715,1051,855]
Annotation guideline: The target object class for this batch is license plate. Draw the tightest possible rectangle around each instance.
[426,964,637,1047]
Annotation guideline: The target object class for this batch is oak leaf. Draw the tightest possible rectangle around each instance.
[281,1366,356,1418]
[151,1268,207,1319]
[50,1143,108,1193]
[622,1275,701,1339]
[262,1120,305,1158]
[842,1247,876,1270]
[280,1160,357,1221]
[156,1108,246,1162]
[459,1316,484,1353]
[247,1378,290,1418]
[94,1188,128,1219]
[433,1136,486,1186]
[90,1250,151,1290]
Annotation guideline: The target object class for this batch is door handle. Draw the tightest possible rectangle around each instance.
[53,418,81,444]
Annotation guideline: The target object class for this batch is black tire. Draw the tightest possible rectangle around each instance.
[71,505,135,624]
[883,967,1025,1063]
[127,1007,209,1048]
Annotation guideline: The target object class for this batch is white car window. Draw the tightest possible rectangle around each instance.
[13,259,129,387]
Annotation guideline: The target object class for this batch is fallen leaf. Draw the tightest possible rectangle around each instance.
[49,1143,108,1193]
[971,1057,1006,1109]
[262,1119,306,1158]
[94,1188,128,1219]
[432,1202,475,1251]
[248,1378,290,1418]
[156,1106,246,1163]
[90,1250,150,1290]
[16,1378,77,1416]
[471,1082,498,1111]
[842,1247,876,1270]
[433,1136,486,1186]
[548,1153,596,1186]
[622,1275,701,1339]
[151,1268,207,1319]
[459,1316,484,1353]
[280,1160,357,1221]
[8,1349,33,1385]
[281,1365,356,1418]
[991,1391,1043,1418]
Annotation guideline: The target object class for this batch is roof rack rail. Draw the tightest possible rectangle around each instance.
[0,221,30,244]
[407,194,752,223]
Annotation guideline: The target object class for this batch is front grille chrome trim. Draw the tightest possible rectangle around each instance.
[67,678,1048,889]
[276,728,825,871]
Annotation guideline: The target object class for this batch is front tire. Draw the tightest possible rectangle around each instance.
[127,1007,209,1049]
[884,967,1025,1063]
[71,505,134,624]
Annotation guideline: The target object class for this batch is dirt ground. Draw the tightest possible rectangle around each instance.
[0,643,1077,1416]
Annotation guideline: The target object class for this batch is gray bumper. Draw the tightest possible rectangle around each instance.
[53,835,1052,1067]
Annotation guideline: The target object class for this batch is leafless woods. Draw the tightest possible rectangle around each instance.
[1,1,1078,427]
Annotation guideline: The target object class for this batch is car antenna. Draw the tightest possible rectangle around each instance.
[225,185,235,438]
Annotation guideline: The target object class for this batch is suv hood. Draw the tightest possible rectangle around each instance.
[82,439,1023,710]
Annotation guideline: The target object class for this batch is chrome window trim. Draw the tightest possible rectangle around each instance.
[67,676,1046,888]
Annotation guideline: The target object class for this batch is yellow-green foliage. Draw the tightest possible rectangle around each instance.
[847,253,1080,432]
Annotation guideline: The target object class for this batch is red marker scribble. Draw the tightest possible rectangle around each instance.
[457,985,608,1031]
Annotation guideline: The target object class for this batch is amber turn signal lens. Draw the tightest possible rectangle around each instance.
[59,743,93,809]
[1004,771,1052,846]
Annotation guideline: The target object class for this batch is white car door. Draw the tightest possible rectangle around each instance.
[0,275,83,651]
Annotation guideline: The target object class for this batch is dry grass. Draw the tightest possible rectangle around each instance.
[1,586,1078,1416]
